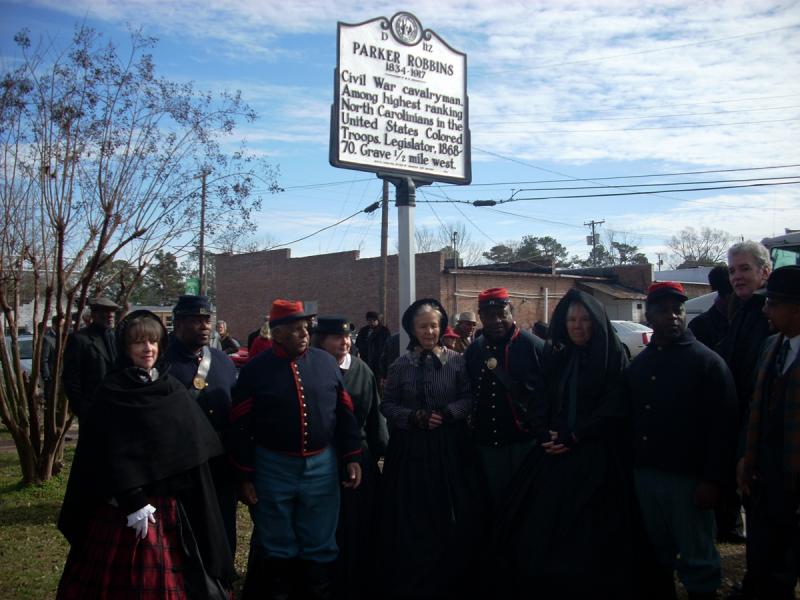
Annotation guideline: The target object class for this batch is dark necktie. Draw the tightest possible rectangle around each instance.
[776,339,791,376]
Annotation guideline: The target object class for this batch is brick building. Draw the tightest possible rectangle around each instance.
[215,248,710,342]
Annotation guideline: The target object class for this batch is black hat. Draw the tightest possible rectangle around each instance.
[314,315,353,335]
[173,295,212,317]
[88,297,119,310]
[365,311,380,320]
[757,266,800,303]
[401,298,448,349]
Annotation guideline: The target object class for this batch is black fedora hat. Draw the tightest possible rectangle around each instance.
[758,265,800,303]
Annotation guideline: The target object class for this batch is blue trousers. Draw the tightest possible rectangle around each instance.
[251,446,340,562]
[634,467,721,593]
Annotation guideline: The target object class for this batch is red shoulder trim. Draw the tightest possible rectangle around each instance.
[339,389,355,412]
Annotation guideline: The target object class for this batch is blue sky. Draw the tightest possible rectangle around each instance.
[2,0,799,266]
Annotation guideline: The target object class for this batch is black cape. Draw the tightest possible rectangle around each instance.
[493,289,633,598]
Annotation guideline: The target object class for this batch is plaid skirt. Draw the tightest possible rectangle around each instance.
[57,496,187,599]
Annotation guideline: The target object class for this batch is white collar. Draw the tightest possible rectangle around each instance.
[339,353,352,371]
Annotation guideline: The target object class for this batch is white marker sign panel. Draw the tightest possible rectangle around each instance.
[330,13,471,184]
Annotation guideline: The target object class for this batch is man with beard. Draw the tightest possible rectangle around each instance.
[464,287,543,510]
[628,282,738,600]
[163,295,238,555]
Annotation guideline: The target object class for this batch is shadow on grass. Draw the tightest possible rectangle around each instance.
[0,500,61,526]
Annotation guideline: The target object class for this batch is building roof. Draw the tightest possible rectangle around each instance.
[654,266,713,284]
[579,281,647,300]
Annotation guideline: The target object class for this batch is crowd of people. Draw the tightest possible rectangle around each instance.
[50,239,800,600]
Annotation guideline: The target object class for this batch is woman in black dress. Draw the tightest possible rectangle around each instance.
[494,288,633,598]
[57,310,235,599]
[378,299,486,600]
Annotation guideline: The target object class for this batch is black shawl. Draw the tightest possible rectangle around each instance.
[58,367,224,541]
[535,288,628,441]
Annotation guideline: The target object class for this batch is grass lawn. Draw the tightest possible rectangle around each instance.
[0,446,72,600]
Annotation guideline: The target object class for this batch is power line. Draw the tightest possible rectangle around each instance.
[500,180,800,203]
[418,189,449,232]
[486,207,584,229]
[509,174,800,193]
[281,177,374,191]
[419,179,800,205]
[433,163,800,188]
[470,146,800,206]
[485,207,667,242]
[264,204,377,251]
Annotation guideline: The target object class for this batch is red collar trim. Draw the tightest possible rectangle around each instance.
[272,343,308,360]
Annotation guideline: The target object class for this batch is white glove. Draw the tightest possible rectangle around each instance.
[126,504,156,540]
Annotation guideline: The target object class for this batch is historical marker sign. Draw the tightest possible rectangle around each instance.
[330,12,471,184]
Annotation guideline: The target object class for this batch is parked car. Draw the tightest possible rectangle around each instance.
[4,334,33,375]
[610,321,652,359]
[229,347,249,369]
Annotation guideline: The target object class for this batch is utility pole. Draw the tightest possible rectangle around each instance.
[584,219,605,266]
[452,230,459,316]
[194,169,210,295]
[656,252,664,271]
[379,180,389,320]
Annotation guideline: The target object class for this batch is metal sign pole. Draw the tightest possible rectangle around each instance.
[395,177,416,352]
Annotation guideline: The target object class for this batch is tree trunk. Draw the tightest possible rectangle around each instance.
[9,429,39,484]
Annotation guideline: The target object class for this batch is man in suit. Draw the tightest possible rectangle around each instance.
[62,297,119,419]
[737,266,800,599]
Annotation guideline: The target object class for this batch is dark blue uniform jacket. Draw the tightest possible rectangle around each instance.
[627,329,738,485]
[229,344,362,481]
[464,325,543,447]
[164,340,237,433]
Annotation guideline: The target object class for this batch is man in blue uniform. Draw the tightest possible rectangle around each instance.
[628,282,738,600]
[163,295,238,554]
[230,299,362,600]
[464,287,543,510]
